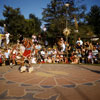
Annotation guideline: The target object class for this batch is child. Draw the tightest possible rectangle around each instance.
[4,49,10,65]
[88,50,93,63]
[16,53,22,65]
[47,56,52,63]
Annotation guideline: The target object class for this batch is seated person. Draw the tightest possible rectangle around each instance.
[71,55,79,64]
[16,53,22,65]
[47,56,52,63]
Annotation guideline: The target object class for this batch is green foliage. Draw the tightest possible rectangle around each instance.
[29,14,41,35]
[0,20,5,26]
[1,1,99,45]
[86,5,100,37]
[42,0,87,44]
[0,5,41,42]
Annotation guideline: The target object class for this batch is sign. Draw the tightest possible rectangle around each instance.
[63,28,70,36]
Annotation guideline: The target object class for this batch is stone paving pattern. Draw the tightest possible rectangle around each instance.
[0,64,100,100]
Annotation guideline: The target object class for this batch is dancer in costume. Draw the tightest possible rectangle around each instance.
[20,38,34,73]
[23,38,33,57]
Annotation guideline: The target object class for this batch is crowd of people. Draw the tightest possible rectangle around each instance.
[0,32,100,72]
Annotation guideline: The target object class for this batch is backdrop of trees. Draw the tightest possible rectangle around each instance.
[0,0,100,44]
[42,0,100,44]
[0,5,41,42]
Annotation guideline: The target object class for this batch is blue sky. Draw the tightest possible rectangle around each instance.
[0,0,100,20]
[0,0,50,19]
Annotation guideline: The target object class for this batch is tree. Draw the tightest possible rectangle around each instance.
[3,5,25,42]
[86,5,100,37]
[2,5,41,42]
[42,0,86,43]
[29,13,41,35]
[0,20,5,27]
[42,0,70,37]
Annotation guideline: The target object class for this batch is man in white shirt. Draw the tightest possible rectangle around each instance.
[76,37,83,46]
[92,46,98,63]
[5,32,10,45]
[92,46,98,57]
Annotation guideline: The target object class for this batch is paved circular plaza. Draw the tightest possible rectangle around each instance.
[0,64,100,100]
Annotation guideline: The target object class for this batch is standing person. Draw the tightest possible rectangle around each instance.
[23,38,33,58]
[76,37,83,46]
[19,34,23,44]
[4,49,10,65]
[92,46,98,64]
[32,35,37,43]
[96,42,100,50]
[5,32,10,46]
[58,37,65,52]
[44,40,48,48]
[19,38,34,73]
[10,46,18,65]
[37,34,42,43]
